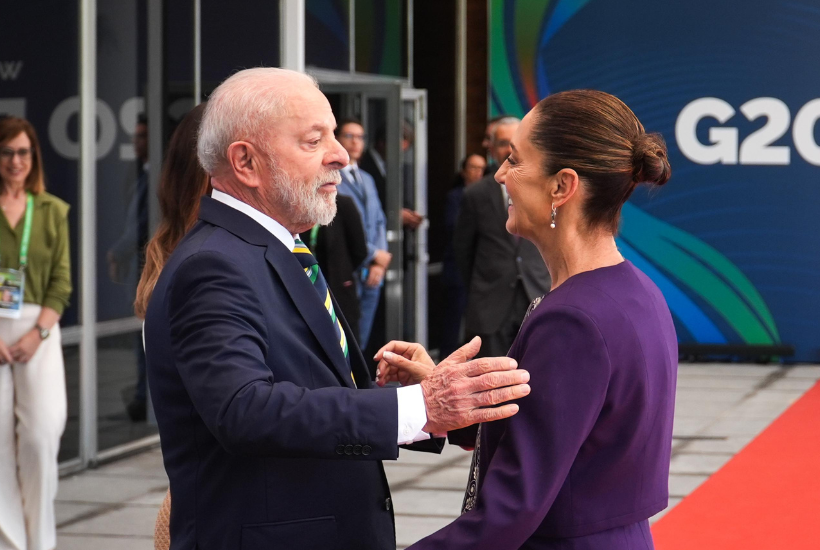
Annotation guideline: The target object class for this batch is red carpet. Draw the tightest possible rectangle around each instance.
[652,381,820,550]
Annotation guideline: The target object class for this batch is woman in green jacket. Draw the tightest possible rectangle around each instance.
[0,116,72,550]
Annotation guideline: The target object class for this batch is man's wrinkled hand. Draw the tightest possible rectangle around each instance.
[375,336,485,387]
[419,351,530,434]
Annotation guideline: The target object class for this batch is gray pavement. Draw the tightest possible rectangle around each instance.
[55,363,820,549]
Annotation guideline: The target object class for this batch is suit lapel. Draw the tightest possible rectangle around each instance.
[199,197,356,389]
[487,179,516,247]
[264,244,357,389]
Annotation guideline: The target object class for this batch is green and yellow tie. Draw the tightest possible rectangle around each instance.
[292,238,353,381]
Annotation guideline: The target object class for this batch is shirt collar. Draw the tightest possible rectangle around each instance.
[211,189,296,251]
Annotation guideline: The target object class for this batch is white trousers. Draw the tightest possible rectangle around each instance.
[0,305,66,550]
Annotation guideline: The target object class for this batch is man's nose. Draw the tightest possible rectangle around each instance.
[326,138,350,169]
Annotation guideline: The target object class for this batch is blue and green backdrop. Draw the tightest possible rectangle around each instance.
[489,0,820,361]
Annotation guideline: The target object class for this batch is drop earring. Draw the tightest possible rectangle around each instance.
[550,203,557,229]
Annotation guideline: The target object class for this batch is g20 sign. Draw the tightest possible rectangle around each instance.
[677,97,820,166]
[489,0,820,361]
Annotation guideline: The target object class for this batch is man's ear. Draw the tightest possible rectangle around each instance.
[226,141,263,189]
[552,168,580,207]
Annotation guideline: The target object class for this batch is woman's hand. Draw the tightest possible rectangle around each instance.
[0,338,13,365]
[375,337,484,387]
[10,330,41,364]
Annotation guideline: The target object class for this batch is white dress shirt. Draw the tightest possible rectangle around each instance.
[211,190,429,444]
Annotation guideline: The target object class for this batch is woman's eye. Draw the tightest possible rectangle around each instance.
[507,156,517,166]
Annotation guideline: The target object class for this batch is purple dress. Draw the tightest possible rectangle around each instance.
[411,261,678,549]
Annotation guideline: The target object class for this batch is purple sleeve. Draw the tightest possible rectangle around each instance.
[408,305,611,549]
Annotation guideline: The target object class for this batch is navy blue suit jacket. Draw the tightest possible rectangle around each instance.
[145,197,402,550]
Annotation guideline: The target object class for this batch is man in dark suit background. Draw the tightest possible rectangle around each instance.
[144,68,531,550]
[454,117,551,358]
[300,194,367,344]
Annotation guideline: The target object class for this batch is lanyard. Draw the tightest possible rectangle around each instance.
[309,224,320,251]
[1,193,34,271]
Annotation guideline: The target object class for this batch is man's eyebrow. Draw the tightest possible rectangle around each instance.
[307,123,330,134]
[510,142,518,152]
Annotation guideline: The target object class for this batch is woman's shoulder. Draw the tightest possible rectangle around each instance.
[34,192,71,218]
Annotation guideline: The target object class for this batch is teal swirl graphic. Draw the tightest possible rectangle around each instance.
[489,0,781,345]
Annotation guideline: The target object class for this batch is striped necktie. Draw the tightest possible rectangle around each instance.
[292,238,353,380]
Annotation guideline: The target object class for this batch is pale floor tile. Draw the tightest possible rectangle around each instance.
[668,474,710,497]
[60,505,159,536]
[765,377,819,392]
[384,464,430,486]
[57,475,169,504]
[676,377,764,390]
[649,497,682,524]
[391,488,465,517]
[395,514,455,548]
[669,453,733,475]
[703,417,777,437]
[677,365,779,377]
[55,502,99,526]
[412,466,471,490]
[57,533,154,550]
[679,436,753,454]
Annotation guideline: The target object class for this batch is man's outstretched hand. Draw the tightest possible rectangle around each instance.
[375,337,530,433]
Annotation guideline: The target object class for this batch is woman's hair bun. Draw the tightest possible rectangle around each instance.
[631,132,671,187]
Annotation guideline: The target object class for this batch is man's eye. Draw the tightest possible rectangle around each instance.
[507,156,517,166]
[309,139,321,146]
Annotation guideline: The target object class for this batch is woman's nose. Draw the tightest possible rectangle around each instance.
[495,162,508,184]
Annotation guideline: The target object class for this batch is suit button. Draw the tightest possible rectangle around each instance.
[509,282,516,289]
[335,444,345,455]
[516,256,522,262]
[384,497,392,511]
[344,444,354,455]
[353,444,362,455]
[362,445,372,456]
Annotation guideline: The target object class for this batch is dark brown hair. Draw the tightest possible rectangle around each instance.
[134,104,211,318]
[530,90,670,233]
[0,116,46,194]
[335,117,363,136]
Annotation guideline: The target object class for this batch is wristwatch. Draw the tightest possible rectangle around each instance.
[34,324,50,340]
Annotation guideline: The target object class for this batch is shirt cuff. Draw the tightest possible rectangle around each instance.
[396,384,430,444]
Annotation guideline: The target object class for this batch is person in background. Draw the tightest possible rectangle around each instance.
[379,89,677,550]
[130,104,211,550]
[0,116,72,550]
[299,194,368,345]
[481,116,506,174]
[454,117,550,358]
[108,114,150,421]
[335,118,392,349]
[359,124,423,229]
[440,154,486,357]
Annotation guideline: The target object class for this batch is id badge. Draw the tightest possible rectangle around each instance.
[0,268,25,319]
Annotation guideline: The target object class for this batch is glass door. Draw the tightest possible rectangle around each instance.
[316,78,410,356]
[401,88,429,347]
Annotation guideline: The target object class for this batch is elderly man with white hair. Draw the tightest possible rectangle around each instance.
[143,68,531,550]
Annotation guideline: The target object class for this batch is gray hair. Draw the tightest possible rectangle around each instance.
[492,116,521,142]
[197,67,319,174]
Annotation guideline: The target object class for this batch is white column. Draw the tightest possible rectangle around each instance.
[281,0,306,72]
[455,0,467,168]
[79,0,98,466]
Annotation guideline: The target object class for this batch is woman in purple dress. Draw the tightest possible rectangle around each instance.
[377,90,677,549]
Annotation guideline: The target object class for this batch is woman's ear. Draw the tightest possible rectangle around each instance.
[552,168,579,208]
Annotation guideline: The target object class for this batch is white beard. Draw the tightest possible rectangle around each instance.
[266,163,339,227]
